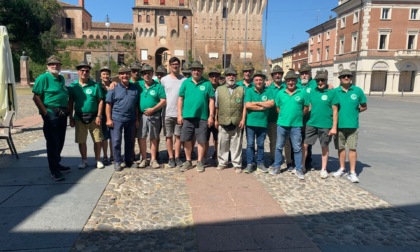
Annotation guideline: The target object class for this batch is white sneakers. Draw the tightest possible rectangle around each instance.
[320,169,329,179]
[333,168,359,183]
[97,161,105,169]
[333,168,346,178]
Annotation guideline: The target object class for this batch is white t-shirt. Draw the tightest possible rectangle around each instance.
[161,74,186,117]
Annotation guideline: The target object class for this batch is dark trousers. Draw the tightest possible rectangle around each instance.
[42,112,67,173]
[110,120,136,165]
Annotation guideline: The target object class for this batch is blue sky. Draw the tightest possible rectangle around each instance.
[63,0,337,59]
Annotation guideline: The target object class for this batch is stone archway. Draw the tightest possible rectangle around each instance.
[155,47,170,69]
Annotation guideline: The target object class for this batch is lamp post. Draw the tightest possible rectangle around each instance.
[105,15,110,68]
[184,21,189,62]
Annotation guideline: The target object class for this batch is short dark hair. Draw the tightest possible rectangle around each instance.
[169,57,180,65]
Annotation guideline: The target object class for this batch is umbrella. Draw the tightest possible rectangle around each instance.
[0,26,18,121]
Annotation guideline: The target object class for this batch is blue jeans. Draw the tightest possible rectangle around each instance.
[272,126,302,171]
[110,120,136,164]
[246,126,267,166]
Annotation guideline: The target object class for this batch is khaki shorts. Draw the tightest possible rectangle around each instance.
[163,117,182,137]
[75,120,104,143]
[334,128,358,150]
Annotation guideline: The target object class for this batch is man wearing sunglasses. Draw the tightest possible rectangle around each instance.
[205,68,221,160]
[68,61,105,170]
[333,69,367,183]
[302,70,338,179]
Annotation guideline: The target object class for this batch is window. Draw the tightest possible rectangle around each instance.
[317,34,321,43]
[379,34,388,49]
[353,11,359,23]
[118,54,125,65]
[160,0,165,4]
[325,46,330,60]
[407,32,418,49]
[341,17,346,28]
[339,36,344,54]
[138,15,142,23]
[144,0,149,4]
[410,9,418,20]
[326,31,330,40]
[146,15,150,23]
[309,50,313,63]
[351,32,358,52]
[310,37,314,45]
[159,16,165,24]
[317,48,320,62]
[141,49,148,60]
[381,8,391,20]
[179,0,185,6]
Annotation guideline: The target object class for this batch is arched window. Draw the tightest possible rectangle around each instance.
[182,16,187,24]
[110,35,114,39]
[95,35,100,39]
[146,15,150,23]
[138,15,142,23]
[159,16,165,24]
[103,35,107,39]
[116,35,121,40]
[89,35,94,39]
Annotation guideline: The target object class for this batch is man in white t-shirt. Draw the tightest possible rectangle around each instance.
[161,57,186,168]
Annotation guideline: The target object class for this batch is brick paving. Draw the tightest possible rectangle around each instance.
[2,94,420,251]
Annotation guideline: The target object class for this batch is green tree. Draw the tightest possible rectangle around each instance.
[0,0,62,63]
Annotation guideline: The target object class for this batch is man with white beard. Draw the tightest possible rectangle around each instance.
[214,66,246,173]
[33,55,70,181]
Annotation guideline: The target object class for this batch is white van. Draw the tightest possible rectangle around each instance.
[60,70,79,87]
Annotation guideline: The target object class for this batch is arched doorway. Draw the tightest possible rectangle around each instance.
[371,61,389,91]
[155,47,171,69]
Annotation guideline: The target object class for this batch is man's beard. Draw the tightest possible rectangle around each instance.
[226,79,235,86]
[49,69,59,75]
[301,79,308,85]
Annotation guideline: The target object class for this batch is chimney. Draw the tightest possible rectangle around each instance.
[79,0,84,8]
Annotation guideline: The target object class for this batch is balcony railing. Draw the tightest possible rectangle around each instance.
[395,50,420,58]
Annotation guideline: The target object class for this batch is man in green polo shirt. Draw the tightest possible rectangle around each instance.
[236,62,254,89]
[267,65,285,163]
[130,61,143,162]
[244,70,274,174]
[303,70,338,179]
[178,60,215,172]
[269,71,309,180]
[333,69,367,183]
[32,55,70,181]
[68,61,105,170]
[137,64,166,169]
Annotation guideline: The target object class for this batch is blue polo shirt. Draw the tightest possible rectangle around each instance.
[105,82,140,122]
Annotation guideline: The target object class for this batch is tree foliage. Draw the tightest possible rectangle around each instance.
[0,0,62,63]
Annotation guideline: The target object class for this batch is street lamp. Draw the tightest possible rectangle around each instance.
[105,15,110,68]
[184,21,189,62]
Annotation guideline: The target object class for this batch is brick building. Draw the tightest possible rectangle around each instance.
[306,18,336,84]
[332,0,420,94]
[58,0,267,72]
[291,42,308,71]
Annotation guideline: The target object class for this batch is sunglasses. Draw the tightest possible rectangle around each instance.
[79,69,90,73]
[317,79,326,82]
[142,71,152,75]
[340,75,352,79]
[209,74,220,78]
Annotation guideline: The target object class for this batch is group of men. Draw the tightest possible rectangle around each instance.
[33,55,366,183]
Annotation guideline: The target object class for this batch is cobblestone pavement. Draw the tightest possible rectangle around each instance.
[72,169,197,251]
[254,171,420,248]
[3,94,420,251]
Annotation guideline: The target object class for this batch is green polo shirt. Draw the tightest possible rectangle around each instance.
[267,82,285,123]
[335,84,367,129]
[68,79,104,120]
[32,72,68,112]
[297,78,317,93]
[129,78,142,85]
[275,88,307,127]
[179,77,215,120]
[236,79,254,90]
[139,79,166,113]
[305,87,339,128]
[245,87,273,128]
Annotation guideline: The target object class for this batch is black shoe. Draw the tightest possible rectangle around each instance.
[175,158,183,167]
[59,165,71,173]
[51,170,65,181]
[168,158,176,168]
[114,163,123,171]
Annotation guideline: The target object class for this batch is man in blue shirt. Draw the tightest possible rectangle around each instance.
[105,65,140,171]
